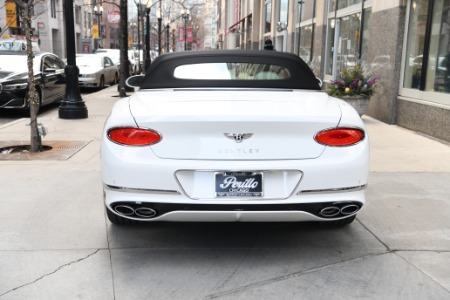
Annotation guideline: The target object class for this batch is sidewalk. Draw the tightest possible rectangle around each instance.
[0,86,449,299]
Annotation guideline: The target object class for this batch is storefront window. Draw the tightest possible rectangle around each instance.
[403,0,428,90]
[361,8,371,63]
[296,0,315,60]
[326,13,360,76]
[337,13,361,70]
[426,0,450,93]
[279,0,289,23]
[338,0,362,10]
[326,17,336,75]
[299,25,314,62]
[329,0,337,12]
[265,1,272,33]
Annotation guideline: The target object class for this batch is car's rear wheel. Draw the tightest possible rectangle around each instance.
[98,76,105,90]
[105,206,141,225]
[111,73,118,85]
[322,215,356,227]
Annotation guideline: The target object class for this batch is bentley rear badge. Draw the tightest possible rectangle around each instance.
[224,133,253,143]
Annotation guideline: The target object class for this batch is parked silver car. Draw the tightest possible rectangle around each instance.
[77,54,118,89]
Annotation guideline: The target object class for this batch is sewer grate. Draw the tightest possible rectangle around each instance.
[0,140,91,161]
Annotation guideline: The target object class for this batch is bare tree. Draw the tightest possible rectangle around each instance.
[118,0,130,96]
[14,0,41,152]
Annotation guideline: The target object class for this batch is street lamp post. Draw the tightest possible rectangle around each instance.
[157,10,162,55]
[94,4,103,49]
[297,0,304,57]
[134,0,142,72]
[165,20,170,53]
[59,0,87,119]
[181,9,190,51]
[145,1,152,70]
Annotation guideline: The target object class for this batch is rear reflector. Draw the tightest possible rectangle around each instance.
[315,128,365,146]
[107,127,161,146]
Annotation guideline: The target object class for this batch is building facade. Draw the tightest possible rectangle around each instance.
[0,0,121,57]
[217,0,450,143]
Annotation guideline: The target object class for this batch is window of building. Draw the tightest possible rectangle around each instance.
[51,0,56,19]
[403,0,428,90]
[265,1,272,33]
[361,7,371,63]
[338,0,362,10]
[75,6,81,25]
[401,0,450,107]
[325,0,371,79]
[295,0,316,64]
[278,0,289,23]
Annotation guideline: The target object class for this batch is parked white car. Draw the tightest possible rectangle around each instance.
[101,50,369,226]
[76,54,118,89]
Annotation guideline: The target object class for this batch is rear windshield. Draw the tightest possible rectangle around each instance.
[174,63,290,80]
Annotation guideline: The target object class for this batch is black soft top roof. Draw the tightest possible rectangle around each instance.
[141,50,321,90]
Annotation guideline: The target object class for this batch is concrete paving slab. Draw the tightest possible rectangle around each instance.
[0,250,113,299]
[363,116,450,172]
[0,167,107,250]
[109,221,386,299]
[359,173,450,250]
[397,251,450,291]
[205,253,450,300]
[110,251,450,300]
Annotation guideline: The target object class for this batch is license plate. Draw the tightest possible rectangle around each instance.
[215,172,263,197]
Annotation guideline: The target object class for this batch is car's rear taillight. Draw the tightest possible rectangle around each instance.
[107,127,161,146]
[314,128,365,146]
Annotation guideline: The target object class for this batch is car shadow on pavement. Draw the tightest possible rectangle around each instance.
[106,220,375,250]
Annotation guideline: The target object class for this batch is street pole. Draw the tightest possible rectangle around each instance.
[145,6,151,69]
[94,5,103,48]
[59,0,88,119]
[157,11,162,55]
[182,9,189,51]
[297,0,304,57]
[135,1,141,72]
[165,23,170,52]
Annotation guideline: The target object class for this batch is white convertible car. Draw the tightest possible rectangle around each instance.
[101,50,369,226]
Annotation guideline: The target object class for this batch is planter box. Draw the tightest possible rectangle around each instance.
[341,96,370,116]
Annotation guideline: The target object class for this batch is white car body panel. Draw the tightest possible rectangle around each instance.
[101,50,369,224]
[130,90,342,160]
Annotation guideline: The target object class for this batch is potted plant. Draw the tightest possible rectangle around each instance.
[326,63,379,116]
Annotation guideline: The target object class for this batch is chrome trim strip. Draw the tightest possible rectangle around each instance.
[297,184,367,195]
[104,184,181,195]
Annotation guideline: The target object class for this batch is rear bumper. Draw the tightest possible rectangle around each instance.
[78,78,99,87]
[104,185,365,222]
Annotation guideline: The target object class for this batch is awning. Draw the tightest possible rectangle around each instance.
[225,13,252,35]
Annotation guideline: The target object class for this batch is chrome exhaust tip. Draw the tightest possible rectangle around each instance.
[135,207,157,218]
[114,205,135,216]
[340,204,360,215]
[319,206,341,218]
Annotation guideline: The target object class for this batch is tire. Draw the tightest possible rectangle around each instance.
[111,73,118,85]
[98,76,105,90]
[105,206,141,225]
[322,215,356,227]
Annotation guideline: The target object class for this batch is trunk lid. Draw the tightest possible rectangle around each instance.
[129,89,341,160]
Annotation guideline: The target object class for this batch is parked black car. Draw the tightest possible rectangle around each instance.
[0,51,66,113]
